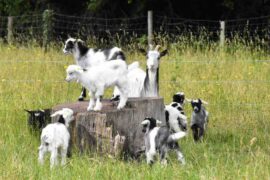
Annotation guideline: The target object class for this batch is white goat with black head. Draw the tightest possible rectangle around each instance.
[63,37,126,101]
[111,45,167,100]
[65,61,128,111]
[141,117,186,166]
[188,99,209,142]
[38,108,74,169]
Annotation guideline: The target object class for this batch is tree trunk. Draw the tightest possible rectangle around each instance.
[52,97,165,158]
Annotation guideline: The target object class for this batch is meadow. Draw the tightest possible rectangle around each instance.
[0,40,269,179]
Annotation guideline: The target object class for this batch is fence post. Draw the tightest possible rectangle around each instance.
[148,10,153,46]
[43,9,53,52]
[7,16,14,44]
[220,21,225,47]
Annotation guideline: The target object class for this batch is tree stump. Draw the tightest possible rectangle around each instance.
[52,97,165,158]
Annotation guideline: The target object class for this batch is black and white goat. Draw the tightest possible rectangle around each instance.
[111,45,167,100]
[63,37,126,101]
[25,109,51,132]
[65,62,128,111]
[38,108,74,169]
[187,99,209,142]
[141,117,186,165]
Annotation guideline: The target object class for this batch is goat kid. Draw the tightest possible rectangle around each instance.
[38,108,74,169]
[188,99,209,142]
[141,117,186,166]
[66,62,128,111]
[165,104,187,132]
[63,37,126,101]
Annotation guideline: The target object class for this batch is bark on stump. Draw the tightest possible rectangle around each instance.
[52,97,165,158]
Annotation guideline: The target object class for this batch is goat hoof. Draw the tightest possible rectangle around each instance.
[87,107,94,111]
[78,97,84,101]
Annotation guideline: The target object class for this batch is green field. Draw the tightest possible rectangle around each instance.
[0,42,269,179]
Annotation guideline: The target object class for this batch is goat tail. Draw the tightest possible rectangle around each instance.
[168,131,187,143]
[128,61,140,71]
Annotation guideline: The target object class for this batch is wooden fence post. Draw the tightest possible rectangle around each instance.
[43,9,53,52]
[148,10,153,46]
[7,16,13,44]
[220,20,225,47]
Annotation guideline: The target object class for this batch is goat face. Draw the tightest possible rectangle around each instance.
[63,38,76,54]
[140,45,167,71]
[65,65,82,82]
[191,99,203,113]
[25,109,51,130]
[173,92,185,105]
[141,117,162,133]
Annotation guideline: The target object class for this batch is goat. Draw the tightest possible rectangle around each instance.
[187,99,209,142]
[65,62,128,111]
[141,117,186,166]
[25,109,51,132]
[38,108,74,169]
[63,37,126,101]
[111,45,167,100]
[165,104,187,132]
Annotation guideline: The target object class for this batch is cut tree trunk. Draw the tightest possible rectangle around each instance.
[52,97,165,158]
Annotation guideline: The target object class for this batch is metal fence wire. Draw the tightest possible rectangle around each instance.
[0,12,269,46]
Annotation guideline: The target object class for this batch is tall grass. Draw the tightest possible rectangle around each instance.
[0,38,269,179]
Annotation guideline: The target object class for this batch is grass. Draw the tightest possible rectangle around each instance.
[0,41,269,179]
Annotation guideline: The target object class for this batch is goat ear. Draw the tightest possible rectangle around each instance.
[24,109,32,114]
[201,99,209,105]
[156,120,162,125]
[138,48,147,55]
[50,110,62,117]
[160,49,168,57]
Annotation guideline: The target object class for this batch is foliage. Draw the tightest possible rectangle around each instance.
[0,0,31,16]
[0,0,269,18]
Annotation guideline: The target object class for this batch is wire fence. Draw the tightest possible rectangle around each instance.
[0,11,269,46]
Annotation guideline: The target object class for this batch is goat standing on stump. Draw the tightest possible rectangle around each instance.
[111,45,167,100]
[38,108,74,169]
[65,62,128,111]
[141,117,186,166]
[188,99,209,142]
[63,37,126,101]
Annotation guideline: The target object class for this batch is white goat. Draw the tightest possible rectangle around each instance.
[111,45,167,100]
[63,37,126,101]
[65,61,128,111]
[38,108,74,169]
[141,117,186,165]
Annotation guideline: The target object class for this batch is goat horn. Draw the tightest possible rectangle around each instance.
[155,45,161,51]
[185,98,192,102]
[149,44,154,50]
